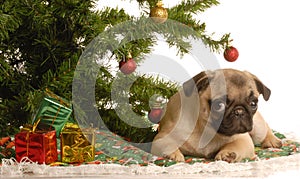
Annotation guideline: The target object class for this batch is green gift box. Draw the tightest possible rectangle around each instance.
[32,90,74,137]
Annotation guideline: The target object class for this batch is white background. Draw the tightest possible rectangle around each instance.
[97,0,300,137]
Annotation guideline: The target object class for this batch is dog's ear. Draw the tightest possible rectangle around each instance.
[245,71,271,101]
[183,71,210,97]
[254,77,271,101]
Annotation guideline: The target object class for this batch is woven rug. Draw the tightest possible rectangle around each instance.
[1,130,300,178]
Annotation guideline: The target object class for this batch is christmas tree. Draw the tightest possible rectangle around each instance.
[0,0,231,143]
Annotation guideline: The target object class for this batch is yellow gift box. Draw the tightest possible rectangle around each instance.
[60,123,95,163]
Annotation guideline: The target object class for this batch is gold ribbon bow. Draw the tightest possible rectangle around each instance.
[20,118,41,156]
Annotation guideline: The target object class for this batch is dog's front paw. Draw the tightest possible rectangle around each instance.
[164,149,185,162]
[215,151,238,163]
[261,133,282,149]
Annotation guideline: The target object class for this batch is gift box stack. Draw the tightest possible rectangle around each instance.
[14,90,95,164]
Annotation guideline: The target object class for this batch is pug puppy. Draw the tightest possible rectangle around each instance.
[151,68,282,163]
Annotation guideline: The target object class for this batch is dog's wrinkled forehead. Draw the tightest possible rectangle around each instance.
[227,73,247,87]
[209,70,257,95]
[183,68,271,101]
[211,70,254,88]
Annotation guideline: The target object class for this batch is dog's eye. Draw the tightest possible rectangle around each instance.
[250,101,258,110]
[212,100,226,112]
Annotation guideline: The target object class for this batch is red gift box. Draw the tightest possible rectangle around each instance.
[15,130,58,164]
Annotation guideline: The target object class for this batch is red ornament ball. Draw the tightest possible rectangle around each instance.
[148,108,163,124]
[119,58,137,75]
[223,46,239,62]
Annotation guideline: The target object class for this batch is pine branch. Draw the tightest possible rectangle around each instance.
[133,0,230,53]
[168,2,230,53]
[136,0,158,8]
[98,7,132,26]
[0,13,21,41]
[201,33,231,52]
[175,0,219,14]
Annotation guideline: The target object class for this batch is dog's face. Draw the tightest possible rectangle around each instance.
[183,69,271,136]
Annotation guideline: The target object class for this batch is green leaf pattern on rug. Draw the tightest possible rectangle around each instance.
[255,140,300,160]
[94,131,154,166]
[91,130,300,167]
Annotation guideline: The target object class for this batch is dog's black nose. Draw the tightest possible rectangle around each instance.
[234,106,245,117]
